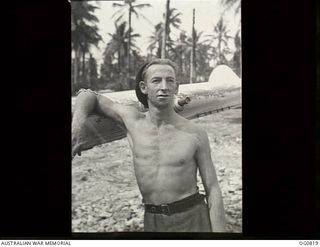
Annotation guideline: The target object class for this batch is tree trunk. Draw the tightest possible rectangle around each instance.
[161,0,170,58]
[190,9,196,84]
[179,47,183,80]
[87,53,92,88]
[218,35,222,64]
[239,49,242,78]
[127,2,132,90]
[73,47,81,92]
[82,49,86,85]
[118,49,121,72]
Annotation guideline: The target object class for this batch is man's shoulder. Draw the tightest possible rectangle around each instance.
[176,117,207,137]
[120,106,148,126]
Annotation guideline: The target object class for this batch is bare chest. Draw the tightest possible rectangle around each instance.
[128,124,198,167]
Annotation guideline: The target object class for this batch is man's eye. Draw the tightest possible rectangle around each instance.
[152,79,160,83]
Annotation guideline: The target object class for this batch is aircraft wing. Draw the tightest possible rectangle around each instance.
[72,82,241,152]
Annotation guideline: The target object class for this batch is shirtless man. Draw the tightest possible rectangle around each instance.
[72,59,226,232]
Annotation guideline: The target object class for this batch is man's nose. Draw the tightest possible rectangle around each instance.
[159,79,168,90]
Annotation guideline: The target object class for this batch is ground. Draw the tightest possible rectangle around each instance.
[72,108,242,232]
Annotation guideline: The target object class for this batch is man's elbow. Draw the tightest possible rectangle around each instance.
[74,90,98,114]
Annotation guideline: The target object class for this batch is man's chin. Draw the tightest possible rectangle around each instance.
[150,100,172,109]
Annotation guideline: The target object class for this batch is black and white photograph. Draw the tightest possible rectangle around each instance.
[71,0,242,233]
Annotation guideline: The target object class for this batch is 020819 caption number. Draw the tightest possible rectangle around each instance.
[299,241,319,245]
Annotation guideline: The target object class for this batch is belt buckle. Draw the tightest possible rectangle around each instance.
[150,206,157,213]
[161,204,171,216]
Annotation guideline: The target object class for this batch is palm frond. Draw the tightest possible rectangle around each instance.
[111,9,124,19]
[137,12,153,26]
[112,3,125,8]
[170,12,182,22]
[133,3,152,9]
[84,14,99,23]
[114,14,125,25]
[132,8,139,19]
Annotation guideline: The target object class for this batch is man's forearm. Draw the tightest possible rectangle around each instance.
[207,187,227,232]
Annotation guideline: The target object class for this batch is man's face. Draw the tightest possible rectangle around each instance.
[140,64,178,109]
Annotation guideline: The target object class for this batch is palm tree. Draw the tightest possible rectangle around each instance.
[195,43,213,82]
[221,0,241,16]
[111,0,151,86]
[71,1,101,92]
[166,7,182,48]
[161,0,182,58]
[87,53,98,89]
[232,30,241,77]
[171,30,211,83]
[102,21,140,89]
[190,9,196,83]
[147,22,163,58]
[80,24,101,84]
[105,22,128,72]
[188,30,212,83]
[207,17,233,65]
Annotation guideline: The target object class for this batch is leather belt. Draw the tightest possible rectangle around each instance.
[144,193,206,216]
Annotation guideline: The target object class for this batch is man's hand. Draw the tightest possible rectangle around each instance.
[72,130,82,159]
[72,119,85,159]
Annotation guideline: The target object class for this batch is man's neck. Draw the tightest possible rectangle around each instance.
[147,104,176,127]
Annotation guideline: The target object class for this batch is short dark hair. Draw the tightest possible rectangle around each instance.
[135,59,177,109]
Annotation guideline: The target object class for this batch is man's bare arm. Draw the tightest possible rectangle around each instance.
[195,129,226,232]
[72,89,136,158]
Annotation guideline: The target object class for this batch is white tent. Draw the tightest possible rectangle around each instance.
[208,65,241,89]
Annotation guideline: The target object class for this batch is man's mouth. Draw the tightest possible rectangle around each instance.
[157,94,169,98]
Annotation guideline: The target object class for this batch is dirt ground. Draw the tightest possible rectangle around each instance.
[72,108,242,233]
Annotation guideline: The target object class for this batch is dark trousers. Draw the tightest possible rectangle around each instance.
[144,201,212,232]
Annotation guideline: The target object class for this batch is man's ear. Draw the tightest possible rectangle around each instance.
[139,80,147,94]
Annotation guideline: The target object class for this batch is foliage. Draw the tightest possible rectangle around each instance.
[100,21,142,90]
[111,0,151,89]
[72,1,242,93]
[147,22,164,58]
[231,30,241,77]
[221,0,241,15]
[71,1,102,94]
[161,0,182,58]
[206,17,233,66]
[169,30,212,83]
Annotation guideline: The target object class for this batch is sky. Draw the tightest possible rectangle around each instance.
[80,0,241,72]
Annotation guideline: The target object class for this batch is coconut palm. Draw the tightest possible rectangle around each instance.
[104,22,128,72]
[80,24,101,84]
[161,0,182,58]
[207,17,233,65]
[102,21,140,89]
[147,22,164,58]
[71,1,101,92]
[195,43,214,81]
[188,30,212,82]
[190,9,196,83]
[86,53,98,89]
[111,0,151,85]
[171,30,211,83]
[167,7,182,40]
[221,0,241,15]
[167,31,187,81]
[232,30,241,77]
